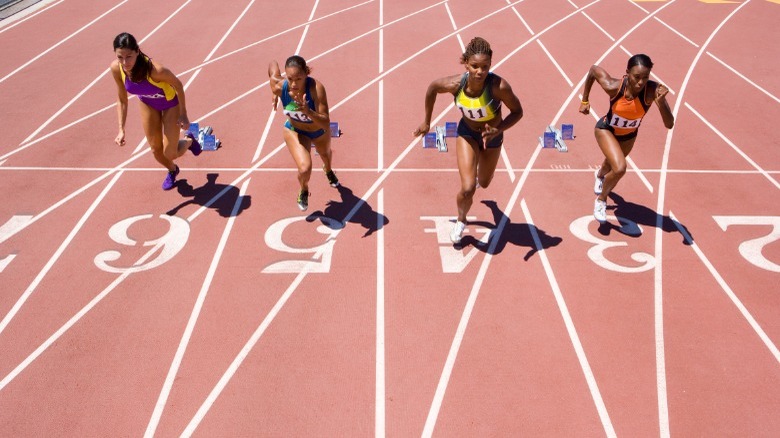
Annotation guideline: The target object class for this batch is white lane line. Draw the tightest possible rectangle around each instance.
[654,17,699,47]
[685,103,780,190]
[654,3,753,436]
[252,109,277,163]
[0,170,123,356]
[707,51,780,104]
[583,11,615,41]
[669,211,780,364]
[507,0,534,35]
[522,199,615,436]
[144,180,251,438]
[375,188,386,438]
[378,0,385,171]
[0,0,128,84]
[537,39,573,86]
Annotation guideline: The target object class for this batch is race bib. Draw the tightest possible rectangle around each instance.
[608,114,642,129]
[283,102,312,123]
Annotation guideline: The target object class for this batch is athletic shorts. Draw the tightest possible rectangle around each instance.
[457,119,503,149]
[285,120,325,139]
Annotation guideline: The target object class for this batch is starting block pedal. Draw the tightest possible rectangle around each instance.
[202,134,220,151]
[423,126,447,152]
[187,122,199,137]
[445,121,457,137]
[538,124,571,152]
[330,121,341,138]
[561,123,574,140]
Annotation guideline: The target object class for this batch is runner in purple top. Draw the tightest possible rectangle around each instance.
[111,32,204,190]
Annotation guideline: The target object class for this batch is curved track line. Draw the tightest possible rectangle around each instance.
[423,1,682,436]
[652,4,754,435]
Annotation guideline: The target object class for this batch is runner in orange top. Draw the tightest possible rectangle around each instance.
[579,54,674,223]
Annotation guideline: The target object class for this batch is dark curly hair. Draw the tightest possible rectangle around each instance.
[460,37,492,64]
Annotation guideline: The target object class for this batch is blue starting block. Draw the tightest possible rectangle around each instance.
[188,122,199,137]
[445,121,457,137]
[561,123,574,140]
[202,134,219,151]
[538,124,569,152]
[330,122,341,138]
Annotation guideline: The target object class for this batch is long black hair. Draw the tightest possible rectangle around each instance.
[113,32,151,82]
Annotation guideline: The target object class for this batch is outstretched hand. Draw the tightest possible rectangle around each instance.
[413,122,430,137]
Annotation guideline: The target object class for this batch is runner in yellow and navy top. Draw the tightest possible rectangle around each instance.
[579,54,674,223]
[414,37,523,244]
[110,32,207,191]
[268,55,339,212]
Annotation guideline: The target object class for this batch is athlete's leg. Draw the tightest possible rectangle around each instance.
[595,129,636,202]
[160,105,194,161]
[455,136,479,223]
[138,102,175,172]
[284,128,314,192]
[476,147,502,189]
[312,134,333,172]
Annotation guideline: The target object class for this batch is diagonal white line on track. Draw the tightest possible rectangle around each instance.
[668,211,780,364]
[0,0,128,84]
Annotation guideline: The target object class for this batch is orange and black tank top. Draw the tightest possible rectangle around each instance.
[602,76,652,136]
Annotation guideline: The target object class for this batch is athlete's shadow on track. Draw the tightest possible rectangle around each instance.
[305,185,389,237]
[166,173,251,218]
[459,200,562,260]
[598,192,693,245]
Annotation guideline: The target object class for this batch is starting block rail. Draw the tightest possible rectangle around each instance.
[423,121,456,152]
[539,123,574,152]
[188,122,221,151]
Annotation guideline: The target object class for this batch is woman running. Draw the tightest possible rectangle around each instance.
[579,54,674,222]
[268,55,339,211]
[414,37,523,244]
[111,32,207,190]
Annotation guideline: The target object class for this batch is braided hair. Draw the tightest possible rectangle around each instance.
[460,37,492,64]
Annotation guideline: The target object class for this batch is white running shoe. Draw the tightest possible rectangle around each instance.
[594,199,607,223]
[450,220,466,244]
[594,169,604,195]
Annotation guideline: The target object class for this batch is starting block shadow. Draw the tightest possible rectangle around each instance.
[305,184,389,238]
[166,173,251,218]
[598,192,694,245]
[458,200,563,260]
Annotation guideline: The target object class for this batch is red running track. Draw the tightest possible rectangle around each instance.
[0,0,778,436]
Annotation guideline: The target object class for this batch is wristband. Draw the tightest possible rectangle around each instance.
[581,100,589,105]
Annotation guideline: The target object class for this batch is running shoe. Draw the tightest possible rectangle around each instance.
[594,169,604,195]
[297,189,309,211]
[450,220,466,244]
[162,165,179,191]
[594,198,607,223]
[324,167,340,187]
[187,133,202,156]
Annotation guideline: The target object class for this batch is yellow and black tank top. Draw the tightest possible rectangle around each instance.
[454,72,501,122]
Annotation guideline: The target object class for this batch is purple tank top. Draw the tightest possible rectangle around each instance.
[123,69,179,111]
